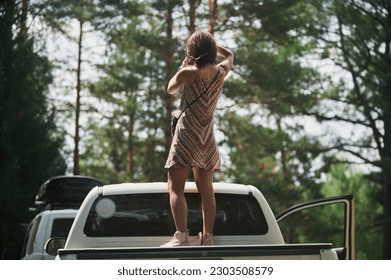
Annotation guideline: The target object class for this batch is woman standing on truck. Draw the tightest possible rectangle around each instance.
[162,30,234,247]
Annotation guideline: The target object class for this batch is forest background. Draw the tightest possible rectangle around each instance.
[1,0,390,260]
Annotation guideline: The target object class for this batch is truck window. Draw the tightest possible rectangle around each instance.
[51,218,74,238]
[278,202,345,247]
[84,193,268,237]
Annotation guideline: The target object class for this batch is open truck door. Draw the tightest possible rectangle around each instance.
[276,195,355,260]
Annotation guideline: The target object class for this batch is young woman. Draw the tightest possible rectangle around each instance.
[162,30,234,247]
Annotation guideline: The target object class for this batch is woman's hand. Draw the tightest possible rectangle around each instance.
[180,58,188,69]
[217,44,234,73]
[179,57,193,71]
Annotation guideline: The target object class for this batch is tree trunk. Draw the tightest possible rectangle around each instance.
[188,0,196,34]
[383,113,391,259]
[276,117,289,179]
[381,3,391,260]
[126,112,134,177]
[165,1,175,153]
[20,0,28,38]
[73,19,83,175]
[208,0,218,35]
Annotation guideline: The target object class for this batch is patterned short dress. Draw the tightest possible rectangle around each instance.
[165,65,227,171]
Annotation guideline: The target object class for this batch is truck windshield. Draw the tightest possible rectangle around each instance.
[84,193,268,237]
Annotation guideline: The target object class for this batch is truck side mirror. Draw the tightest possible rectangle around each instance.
[44,237,66,256]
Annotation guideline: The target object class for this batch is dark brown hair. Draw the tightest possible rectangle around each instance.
[185,30,217,68]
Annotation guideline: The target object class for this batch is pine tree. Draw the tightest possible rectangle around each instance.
[0,0,66,258]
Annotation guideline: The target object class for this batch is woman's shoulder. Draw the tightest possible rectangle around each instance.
[178,66,198,87]
[180,64,224,87]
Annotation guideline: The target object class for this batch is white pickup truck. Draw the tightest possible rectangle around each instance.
[47,182,355,260]
[20,209,77,260]
[20,175,102,260]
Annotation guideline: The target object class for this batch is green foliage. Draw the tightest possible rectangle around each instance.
[218,0,327,215]
[80,2,170,182]
[218,111,325,214]
[278,164,382,259]
[321,164,383,259]
[311,0,391,258]
[0,0,66,258]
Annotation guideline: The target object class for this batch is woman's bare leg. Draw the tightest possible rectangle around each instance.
[193,168,216,234]
[167,168,191,232]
